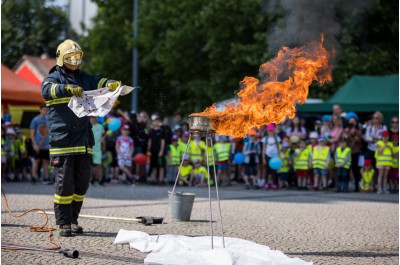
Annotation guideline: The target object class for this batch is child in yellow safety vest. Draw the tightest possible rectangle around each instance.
[360,159,374,192]
[389,133,398,193]
[334,138,352,192]
[187,135,206,163]
[294,140,311,190]
[166,135,181,184]
[375,130,393,194]
[4,128,17,181]
[243,131,261,189]
[205,137,216,178]
[15,130,31,182]
[214,135,231,186]
[178,155,192,186]
[1,129,6,182]
[191,158,213,187]
[278,142,291,189]
[312,137,331,191]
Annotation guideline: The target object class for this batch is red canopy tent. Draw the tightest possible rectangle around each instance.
[1,64,44,106]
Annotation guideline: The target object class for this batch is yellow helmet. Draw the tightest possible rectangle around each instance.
[56,39,84,71]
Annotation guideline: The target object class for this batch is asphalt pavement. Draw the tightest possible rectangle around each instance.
[1,182,398,265]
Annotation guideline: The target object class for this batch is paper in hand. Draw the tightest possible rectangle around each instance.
[68,85,134,118]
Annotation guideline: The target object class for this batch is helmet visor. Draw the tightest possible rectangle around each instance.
[64,51,83,66]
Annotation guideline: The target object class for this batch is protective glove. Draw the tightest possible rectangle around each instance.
[65,84,83,97]
[106,80,121,92]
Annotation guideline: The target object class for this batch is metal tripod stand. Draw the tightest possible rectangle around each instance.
[157,116,225,249]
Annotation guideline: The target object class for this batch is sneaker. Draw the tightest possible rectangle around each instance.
[59,224,73,237]
[271,184,278,190]
[71,223,83,234]
[31,177,37,185]
[245,184,251,190]
[42,178,52,185]
[377,188,383,194]
[263,183,270,190]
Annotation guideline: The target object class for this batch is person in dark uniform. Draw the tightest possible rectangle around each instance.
[41,39,120,236]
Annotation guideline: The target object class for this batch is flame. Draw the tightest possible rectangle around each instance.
[192,35,333,138]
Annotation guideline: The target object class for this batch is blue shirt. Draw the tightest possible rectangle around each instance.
[30,115,50,150]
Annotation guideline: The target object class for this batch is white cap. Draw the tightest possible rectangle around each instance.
[6,128,16,135]
[309,132,319,139]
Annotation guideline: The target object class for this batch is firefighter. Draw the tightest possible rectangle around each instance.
[41,39,121,237]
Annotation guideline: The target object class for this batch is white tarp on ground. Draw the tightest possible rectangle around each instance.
[68,85,134,118]
[113,229,312,265]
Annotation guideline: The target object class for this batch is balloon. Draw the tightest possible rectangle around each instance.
[233,153,245,165]
[269,157,282,170]
[108,118,121,131]
[106,117,112,124]
[118,117,125,126]
[133,153,147,165]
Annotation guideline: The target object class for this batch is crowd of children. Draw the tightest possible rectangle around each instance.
[2,107,399,195]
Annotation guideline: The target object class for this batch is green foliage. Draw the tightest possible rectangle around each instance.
[312,0,399,99]
[139,0,272,114]
[83,0,397,113]
[83,0,273,114]
[1,0,70,68]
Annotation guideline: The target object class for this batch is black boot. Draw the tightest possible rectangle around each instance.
[71,223,83,234]
[59,224,73,237]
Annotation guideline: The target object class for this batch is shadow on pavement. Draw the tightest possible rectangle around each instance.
[1,183,398,204]
[287,251,399,257]
[77,231,118,238]
[79,250,143,263]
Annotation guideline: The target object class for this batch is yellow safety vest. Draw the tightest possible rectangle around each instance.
[214,143,231,162]
[294,148,310,170]
[205,146,215,166]
[360,168,374,190]
[178,140,188,158]
[193,166,214,185]
[392,145,398,168]
[335,146,351,169]
[312,146,330,169]
[375,141,393,167]
[188,140,205,162]
[278,151,290,173]
[19,136,26,153]
[179,165,193,180]
[168,144,181,166]
[1,138,6,155]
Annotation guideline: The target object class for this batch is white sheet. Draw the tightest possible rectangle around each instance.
[68,85,134,118]
[113,229,312,265]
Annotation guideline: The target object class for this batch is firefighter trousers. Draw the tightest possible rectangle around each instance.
[52,154,92,225]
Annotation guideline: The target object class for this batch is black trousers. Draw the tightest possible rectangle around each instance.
[351,153,361,192]
[53,154,92,225]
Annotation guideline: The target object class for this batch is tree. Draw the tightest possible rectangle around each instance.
[138,0,275,114]
[1,0,71,68]
[83,0,276,115]
[310,0,399,99]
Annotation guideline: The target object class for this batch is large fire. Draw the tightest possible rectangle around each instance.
[192,35,333,138]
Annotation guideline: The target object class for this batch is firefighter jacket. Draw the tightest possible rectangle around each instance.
[41,66,109,157]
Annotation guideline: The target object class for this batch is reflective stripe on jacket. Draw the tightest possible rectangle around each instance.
[41,66,109,157]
